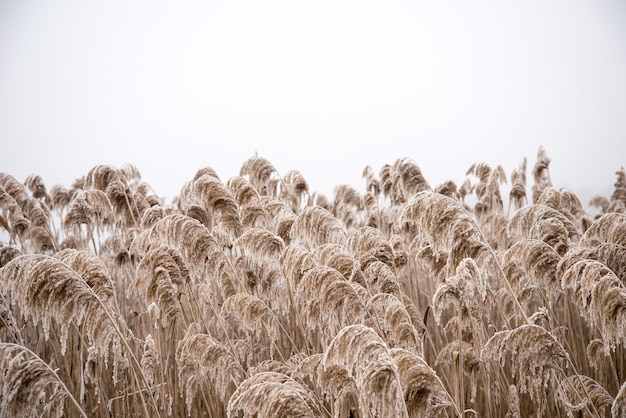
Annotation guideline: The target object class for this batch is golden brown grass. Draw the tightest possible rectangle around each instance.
[0,150,625,417]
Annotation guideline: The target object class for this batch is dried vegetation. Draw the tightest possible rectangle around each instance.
[0,150,625,417]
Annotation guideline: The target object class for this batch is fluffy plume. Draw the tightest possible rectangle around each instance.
[0,245,20,268]
[131,214,222,274]
[140,205,167,229]
[560,257,626,352]
[239,154,279,197]
[509,158,527,212]
[279,244,316,287]
[54,248,117,308]
[233,228,285,260]
[571,242,626,283]
[0,342,85,418]
[432,258,486,326]
[0,186,29,241]
[49,185,72,212]
[227,371,323,418]
[264,198,296,244]
[501,239,562,296]
[508,204,579,255]
[281,170,309,211]
[176,324,244,416]
[314,244,361,284]
[290,206,347,248]
[0,254,121,358]
[296,266,366,343]
[227,176,269,229]
[0,291,22,344]
[84,165,143,227]
[132,246,188,328]
[481,324,568,415]
[611,167,626,205]
[180,171,242,240]
[140,334,160,387]
[391,348,452,418]
[532,146,553,203]
[348,226,396,270]
[402,191,489,278]
[366,293,424,354]
[63,189,112,229]
[322,324,408,417]
[466,162,507,217]
[363,260,401,297]
[220,293,280,350]
[613,379,626,418]
[380,158,431,205]
[581,212,626,248]
[234,255,283,305]
[555,374,613,417]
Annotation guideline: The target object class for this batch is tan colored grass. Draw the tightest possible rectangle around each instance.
[2,149,626,417]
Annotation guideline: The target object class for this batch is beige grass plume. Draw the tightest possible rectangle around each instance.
[581,212,626,248]
[227,175,270,229]
[501,239,562,298]
[180,170,242,241]
[290,206,347,248]
[0,342,87,418]
[84,165,143,227]
[401,191,489,278]
[0,254,121,358]
[391,348,453,418]
[509,158,528,212]
[262,198,297,244]
[532,146,553,203]
[220,293,280,357]
[322,324,408,417]
[347,226,396,271]
[508,204,580,256]
[279,244,316,287]
[63,189,113,230]
[281,170,310,211]
[559,257,626,353]
[481,324,569,416]
[0,174,54,248]
[233,254,284,308]
[233,227,285,261]
[379,158,431,205]
[611,167,626,205]
[365,293,424,354]
[613,379,626,418]
[571,242,626,284]
[555,374,613,417]
[131,214,221,275]
[296,266,366,345]
[239,154,280,197]
[131,246,188,328]
[227,371,324,417]
[432,258,487,325]
[176,323,244,416]
[465,162,507,217]
[315,243,366,287]
[363,260,400,297]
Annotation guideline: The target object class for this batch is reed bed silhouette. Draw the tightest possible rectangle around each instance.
[0,147,625,417]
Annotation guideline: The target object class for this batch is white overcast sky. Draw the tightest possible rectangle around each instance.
[1,0,625,204]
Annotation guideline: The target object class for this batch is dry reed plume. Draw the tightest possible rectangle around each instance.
[0,148,625,417]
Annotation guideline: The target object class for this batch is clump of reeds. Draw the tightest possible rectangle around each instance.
[0,147,625,417]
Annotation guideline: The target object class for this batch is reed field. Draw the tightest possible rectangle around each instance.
[1,147,626,417]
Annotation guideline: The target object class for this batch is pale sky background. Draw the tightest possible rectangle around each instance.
[1,0,625,205]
